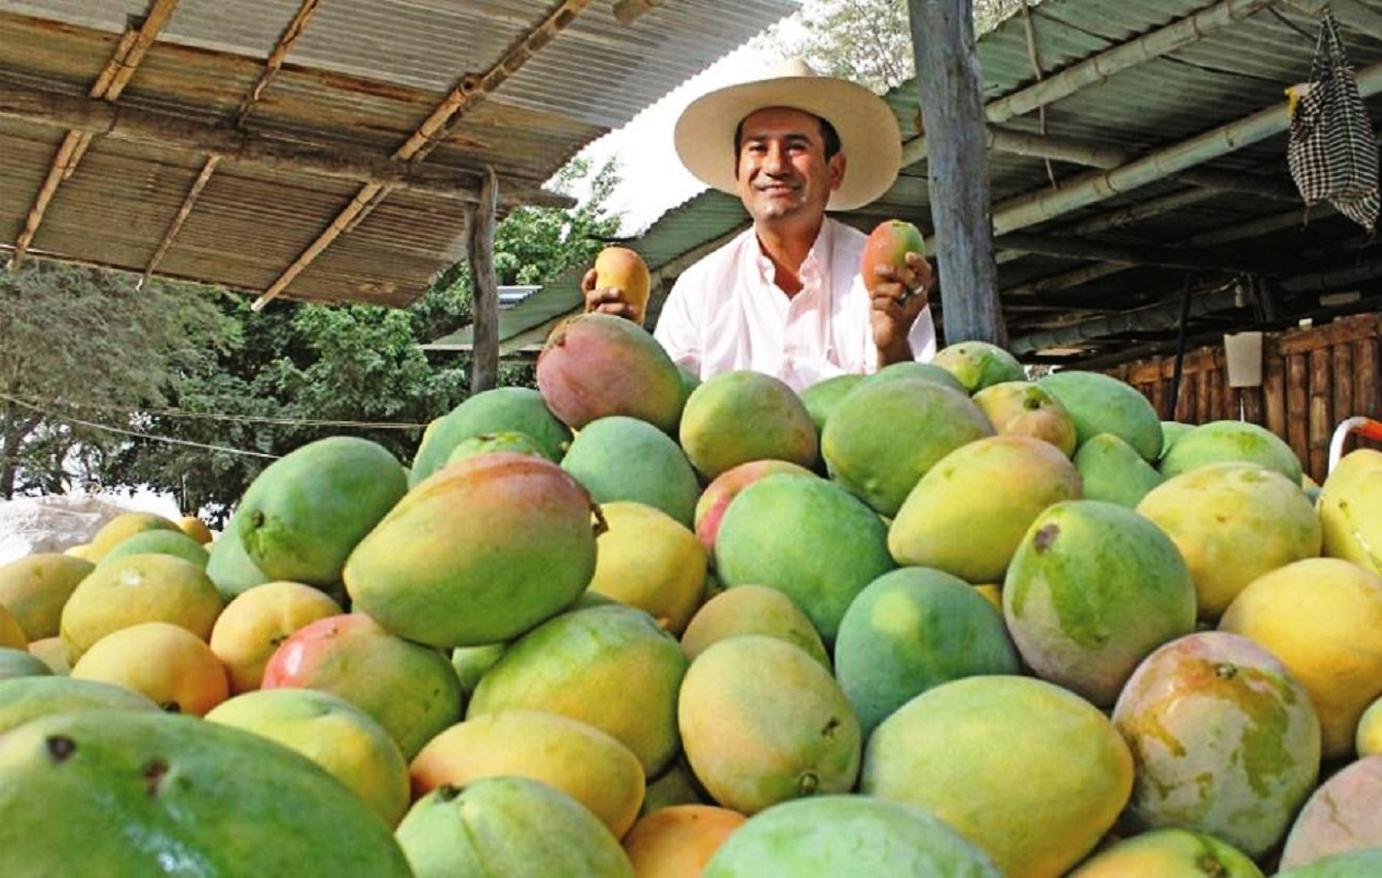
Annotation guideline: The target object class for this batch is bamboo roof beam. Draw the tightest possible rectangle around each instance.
[251,0,592,312]
[143,0,323,284]
[900,0,1277,167]
[0,81,568,208]
[984,56,1382,239]
[8,0,179,270]
[995,233,1284,275]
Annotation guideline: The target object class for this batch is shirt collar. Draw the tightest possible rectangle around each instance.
[752,218,833,285]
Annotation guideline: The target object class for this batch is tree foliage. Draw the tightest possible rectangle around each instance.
[0,262,236,499]
[104,158,621,520]
[754,0,1031,91]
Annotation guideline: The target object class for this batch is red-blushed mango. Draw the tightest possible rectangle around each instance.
[410,387,573,486]
[835,567,1019,734]
[799,373,864,433]
[1317,448,1382,576]
[704,795,1002,878]
[823,377,994,516]
[889,435,1083,584]
[0,553,93,641]
[679,371,818,480]
[396,777,633,878]
[1136,463,1322,619]
[235,436,406,587]
[71,621,229,716]
[87,512,181,561]
[469,603,688,776]
[860,219,927,292]
[410,710,645,838]
[209,581,343,693]
[261,613,461,760]
[1004,500,1196,707]
[1220,557,1382,759]
[931,341,1025,394]
[206,688,410,827]
[972,381,1077,457]
[1111,631,1321,858]
[714,474,894,643]
[1067,829,1263,878]
[862,675,1132,878]
[1037,370,1162,461]
[538,313,684,433]
[1280,755,1382,870]
[1074,433,1164,508]
[693,460,816,555]
[679,636,860,815]
[681,585,830,669]
[0,676,159,734]
[562,415,701,527]
[624,805,745,878]
[59,553,223,656]
[588,502,706,635]
[595,246,652,325]
[346,452,599,647]
[1159,420,1302,483]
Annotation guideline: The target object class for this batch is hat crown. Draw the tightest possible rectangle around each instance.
[765,57,819,80]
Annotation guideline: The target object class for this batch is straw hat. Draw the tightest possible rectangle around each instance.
[673,58,903,211]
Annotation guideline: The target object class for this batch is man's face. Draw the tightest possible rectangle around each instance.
[734,107,845,226]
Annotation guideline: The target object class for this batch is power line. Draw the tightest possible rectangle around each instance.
[2,394,281,460]
[6,395,431,430]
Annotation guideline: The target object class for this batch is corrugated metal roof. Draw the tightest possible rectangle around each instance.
[455,0,1382,361]
[0,0,794,305]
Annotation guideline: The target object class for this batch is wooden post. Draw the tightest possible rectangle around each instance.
[908,0,1006,346]
[468,167,500,394]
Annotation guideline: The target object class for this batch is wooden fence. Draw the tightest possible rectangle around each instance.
[1105,313,1382,483]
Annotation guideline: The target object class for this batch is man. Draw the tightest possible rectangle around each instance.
[582,59,935,392]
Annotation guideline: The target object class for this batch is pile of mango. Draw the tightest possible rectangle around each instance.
[1,312,1379,878]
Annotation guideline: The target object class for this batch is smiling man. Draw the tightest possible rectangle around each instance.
[582,59,936,392]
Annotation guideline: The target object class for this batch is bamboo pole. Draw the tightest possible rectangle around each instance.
[900,0,1277,167]
[144,0,324,282]
[9,0,180,269]
[252,0,591,311]
[988,58,1382,238]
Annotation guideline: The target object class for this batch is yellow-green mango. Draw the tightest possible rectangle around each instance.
[1067,829,1262,877]
[411,387,572,486]
[0,554,93,640]
[680,370,818,480]
[1317,448,1382,575]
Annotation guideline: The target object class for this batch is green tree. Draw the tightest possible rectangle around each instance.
[0,262,236,499]
[107,158,622,520]
[755,0,1030,91]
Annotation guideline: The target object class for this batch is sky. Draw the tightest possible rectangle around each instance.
[563,9,809,235]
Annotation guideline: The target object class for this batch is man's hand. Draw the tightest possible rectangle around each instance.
[870,251,932,367]
[581,269,641,323]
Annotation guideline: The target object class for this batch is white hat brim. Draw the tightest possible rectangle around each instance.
[673,75,902,211]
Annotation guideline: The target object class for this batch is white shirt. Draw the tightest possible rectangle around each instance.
[653,218,937,393]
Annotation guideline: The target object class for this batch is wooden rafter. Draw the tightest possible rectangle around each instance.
[143,0,323,283]
[8,0,179,270]
[251,0,592,311]
[0,81,569,207]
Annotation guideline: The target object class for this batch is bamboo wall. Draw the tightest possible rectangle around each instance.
[1105,313,1382,483]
